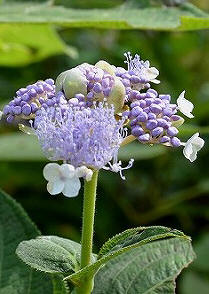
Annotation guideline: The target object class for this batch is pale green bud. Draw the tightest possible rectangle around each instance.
[107,77,125,113]
[55,68,87,99]
[95,60,115,76]
[172,116,184,128]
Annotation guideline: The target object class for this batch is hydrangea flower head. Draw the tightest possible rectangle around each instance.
[33,102,125,170]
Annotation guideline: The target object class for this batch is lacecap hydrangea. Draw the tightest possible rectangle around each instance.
[2,52,204,197]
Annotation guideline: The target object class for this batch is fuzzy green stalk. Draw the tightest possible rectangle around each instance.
[76,170,98,294]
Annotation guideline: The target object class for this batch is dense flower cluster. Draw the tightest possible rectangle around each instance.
[2,52,204,197]
[3,79,55,123]
[33,102,125,169]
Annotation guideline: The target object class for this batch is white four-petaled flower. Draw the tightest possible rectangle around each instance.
[43,163,93,197]
[182,133,204,162]
[177,91,194,118]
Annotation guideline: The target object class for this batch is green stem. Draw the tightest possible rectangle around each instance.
[76,170,98,294]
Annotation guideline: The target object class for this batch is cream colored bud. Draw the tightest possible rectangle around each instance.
[107,77,125,113]
[55,68,87,99]
[95,60,115,76]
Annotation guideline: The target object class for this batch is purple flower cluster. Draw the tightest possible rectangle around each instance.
[115,52,159,103]
[78,63,115,106]
[3,79,55,123]
[123,88,182,147]
[33,102,124,169]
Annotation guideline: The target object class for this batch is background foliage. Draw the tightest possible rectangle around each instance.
[0,0,209,293]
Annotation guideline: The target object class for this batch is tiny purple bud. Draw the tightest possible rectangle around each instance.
[143,107,150,113]
[145,98,153,106]
[29,89,37,98]
[75,93,85,101]
[122,79,130,87]
[152,127,164,137]
[130,118,138,126]
[157,118,170,129]
[102,78,110,88]
[159,94,171,103]
[130,101,141,108]
[148,113,156,120]
[147,88,158,97]
[171,137,181,147]
[129,90,139,100]
[150,104,162,114]
[3,105,11,115]
[163,107,173,117]
[137,112,148,122]
[103,88,111,96]
[22,93,30,101]
[7,114,14,123]
[139,100,146,108]
[93,83,102,93]
[13,106,22,115]
[146,119,158,130]
[22,104,31,116]
[159,136,170,143]
[138,133,150,142]
[131,125,144,137]
[87,92,94,100]
[131,106,143,117]
[36,85,44,94]
[31,102,39,113]
[130,76,141,84]
[167,127,178,137]
[46,78,54,85]
[171,115,181,121]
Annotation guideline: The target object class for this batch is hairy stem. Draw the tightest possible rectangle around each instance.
[76,171,98,294]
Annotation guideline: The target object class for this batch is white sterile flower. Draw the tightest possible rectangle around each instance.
[43,163,81,197]
[76,166,93,182]
[145,67,160,84]
[177,91,194,118]
[182,133,204,162]
[0,111,2,120]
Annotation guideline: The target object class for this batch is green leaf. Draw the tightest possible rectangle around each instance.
[119,143,166,160]
[93,238,195,293]
[0,24,75,67]
[65,226,192,288]
[16,235,82,275]
[0,2,208,31]
[180,272,209,294]
[0,133,45,161]
[0,189,66,293]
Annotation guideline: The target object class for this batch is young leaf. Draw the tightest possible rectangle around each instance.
[0,2,208,31]
[65,226,192,288]
[0,189,66,293]
[16,236,83,275]
[93,238,195,293]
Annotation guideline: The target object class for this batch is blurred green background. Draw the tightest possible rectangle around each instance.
[0,0,209,293]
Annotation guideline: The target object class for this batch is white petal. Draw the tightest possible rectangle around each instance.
[146,67,159,80]
[62,177,81,197]
[183,133,204,162]
[152,79,160,84]
[47,180,64,195]
[177,91,194,118]
[0,111,3,120]
[43,163,60,181]
[60,164,75,179]
[183,143,193,161]
[76,166,89,178]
